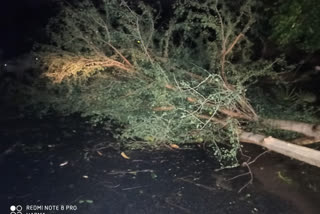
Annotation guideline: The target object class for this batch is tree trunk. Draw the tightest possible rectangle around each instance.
[261,118,320,139]
[240,131,320,168]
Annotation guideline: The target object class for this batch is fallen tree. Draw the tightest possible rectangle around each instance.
[240,132,320,167]
[23,0,320,168]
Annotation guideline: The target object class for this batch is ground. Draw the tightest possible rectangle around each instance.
[0,108,319,214]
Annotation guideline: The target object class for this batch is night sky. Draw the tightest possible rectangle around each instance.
[0,0,54,59]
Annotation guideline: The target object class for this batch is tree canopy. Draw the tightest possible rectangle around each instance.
[269,0,320,52]
[17,0,320,168]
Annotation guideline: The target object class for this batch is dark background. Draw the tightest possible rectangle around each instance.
[0,0,56,59]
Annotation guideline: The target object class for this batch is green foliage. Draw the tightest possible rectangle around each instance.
[168,0,255,68]
[39,0,156,64]
[23,0,286,167]
[269,0,320,52]
[247,85,320,134]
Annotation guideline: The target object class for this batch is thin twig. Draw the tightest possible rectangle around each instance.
[176,177,216,191]
[224,33,244,57]
[106,43,133,68]
[165,198,192,214]
[122,185,149,191]
[108,169,154,175]
[238,162,253,193]
[229,150,269,193]
[227,172,250,181]
[248,150,269,165]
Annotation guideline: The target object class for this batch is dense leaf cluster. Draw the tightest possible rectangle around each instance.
[269,0,320,52]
